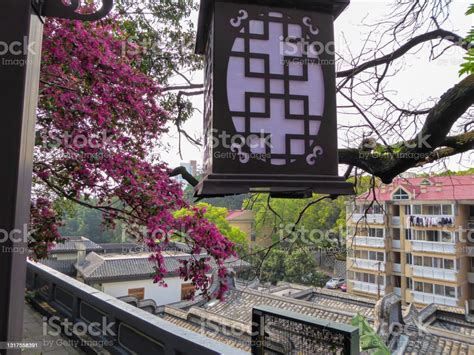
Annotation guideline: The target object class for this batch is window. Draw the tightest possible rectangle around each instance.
[426,230,437,242]
[421,179,432,186]
[373,204,383,214]
[128,288,145,300]
[444,259,454,270]
[406,229,412,240]
[423,257,433,268]
[181,283,195,300]
[406,277,412,289]
[369,228,384,238]
[393,228,400,240]
[393,252,401,264]
[393,275,402,287]
[412,205,422,215]
[441,231,452,243]
[445,286,456,298]
[442,205,453,215]
[406,253,412,265]
[414,256,422,266]
[251,232,256,242]
[393,188,409,200]
[434,284,444,296]
[404,205,411,215]
[427,205,441,215]
[432,257,442,268]
[423,283,433,294]
[414,281,423,292]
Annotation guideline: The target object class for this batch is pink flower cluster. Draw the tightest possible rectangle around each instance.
[32,17,235,299]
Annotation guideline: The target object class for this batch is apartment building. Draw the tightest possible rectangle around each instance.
[346,175,474,310]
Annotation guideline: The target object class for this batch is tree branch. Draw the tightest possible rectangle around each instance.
[339,75,474,182]
[336,29,469,80]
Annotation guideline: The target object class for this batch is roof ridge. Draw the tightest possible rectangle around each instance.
[76,252,105,277]
[240,287,366,318]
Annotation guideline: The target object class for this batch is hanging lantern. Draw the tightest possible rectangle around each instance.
[194,0,353,198]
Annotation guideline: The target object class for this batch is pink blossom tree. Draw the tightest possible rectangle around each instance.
[32,17,235,299]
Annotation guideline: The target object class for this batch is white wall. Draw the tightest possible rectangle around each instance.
[55,253,78,261]
[101,277,190,306]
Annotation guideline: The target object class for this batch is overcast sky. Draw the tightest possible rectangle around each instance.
[160,0,473,174]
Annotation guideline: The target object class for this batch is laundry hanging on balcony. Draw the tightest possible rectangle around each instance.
[408,215,453,227]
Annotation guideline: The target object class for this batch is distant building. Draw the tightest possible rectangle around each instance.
[39,236,250,307]
[226,210,272,248]
[346,174,474,310]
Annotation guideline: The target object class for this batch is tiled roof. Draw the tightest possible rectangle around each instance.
[163,286,474,354]
[75,252,250,283]
[227,210,254,221]
[356,175,474,202]
[202,288,366,324]
[51,236,103,254]
[160,307,251,351]
[99,243,147,254]
[38,259,76,276]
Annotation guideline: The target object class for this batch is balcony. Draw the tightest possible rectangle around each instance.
[468,272,474,283]
[394,287,401,296]
[351,213,384,224]
[412,291,458,307]
[350,281,385,295]
[25,261,245,355]
[391,240,401,249]
[349,258,385,272]
[393,263,402,273]
[392,216,401,226]
[409,214,454,228]
[350,236,385,248]
[411,265,457,282]
[410,241,456,254]
[465,246,474,257]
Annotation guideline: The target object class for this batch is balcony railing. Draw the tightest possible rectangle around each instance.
[350,281,385,296]
[351,213,384,224]
[410,241,456,254]
[466,246,474,257]
[391,240,401,249]
[25,261,245,355]
[392,216,401,226]
[350,236,385,248]
[468,272,474,284]
[349,259,385,272]
[411,265,457,282]
[393,264,401,273]
[411,291,457,307]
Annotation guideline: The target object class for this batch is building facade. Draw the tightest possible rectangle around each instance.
[346,175,474,310]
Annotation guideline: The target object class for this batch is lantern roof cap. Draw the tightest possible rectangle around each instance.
[195,0,350,54]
